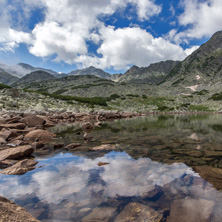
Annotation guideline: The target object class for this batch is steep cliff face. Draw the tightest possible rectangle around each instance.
[119,60,180,84]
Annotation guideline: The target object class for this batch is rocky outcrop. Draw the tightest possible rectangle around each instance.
[0,196,40,222]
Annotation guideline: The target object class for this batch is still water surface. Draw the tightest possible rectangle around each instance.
[0,114,222,221]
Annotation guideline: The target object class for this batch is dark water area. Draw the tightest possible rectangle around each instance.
[1,114,222,221]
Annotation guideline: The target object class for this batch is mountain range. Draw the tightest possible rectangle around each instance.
[1,30,222,99]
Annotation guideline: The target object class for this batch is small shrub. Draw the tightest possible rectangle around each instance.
[0,83,11,89]
[189,105,209,111]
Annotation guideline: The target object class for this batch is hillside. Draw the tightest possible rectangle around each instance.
[13,71,56,88]
[0,68,19,85]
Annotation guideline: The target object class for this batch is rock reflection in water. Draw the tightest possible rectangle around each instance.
[0,151,221,222]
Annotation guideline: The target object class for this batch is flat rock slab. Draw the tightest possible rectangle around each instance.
[24,129,56,141]
[168,197,215,222]
[0,196,40,222]
[0,159,38,175]
[115,202,163,222]
[0,123,26,129]
[0,145,34,161]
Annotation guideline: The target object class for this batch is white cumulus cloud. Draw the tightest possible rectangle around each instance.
[171,0,222,43]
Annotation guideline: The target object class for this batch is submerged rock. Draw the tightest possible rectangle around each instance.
[82,207,117,222]
[0,196,40,222]
[194,166,222,190]
[0,145,34,161]
[115,202,163,222]
[168,197,215,222]
[84,133,94,142]
[0,159,38,175]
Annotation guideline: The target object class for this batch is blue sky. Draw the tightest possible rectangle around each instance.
[0,0,221,74]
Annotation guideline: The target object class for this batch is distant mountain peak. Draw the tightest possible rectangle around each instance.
[68,66,111,80]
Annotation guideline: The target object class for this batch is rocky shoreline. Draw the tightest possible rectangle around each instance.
[0,111,147,221]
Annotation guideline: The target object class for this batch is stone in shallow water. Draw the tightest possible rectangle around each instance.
[0,159,38,175]
[82,207,117,222]
[91,144,116,151]
[0,196,40,222]
[0,145,34,161]
[65,143,82,150]
[115,202,163,222]
[97,162,110,166]
[167,197,215,222]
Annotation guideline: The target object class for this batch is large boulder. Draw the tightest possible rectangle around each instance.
[0,159,38,175]
[115,202,163,222]
[24,129,56,142]
[0,196,40,222]
[0,145,34,161]
[22,115,46,127]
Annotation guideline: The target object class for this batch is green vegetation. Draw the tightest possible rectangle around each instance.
[0,83,11,89]
[193,90,209,95]
[53,89,68,94]
[23,89,121,106]
[71,83,114,90]
[172,78,184,86]
[209,92,222,101]
[126,94,140,97]
[188,105,209,111]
